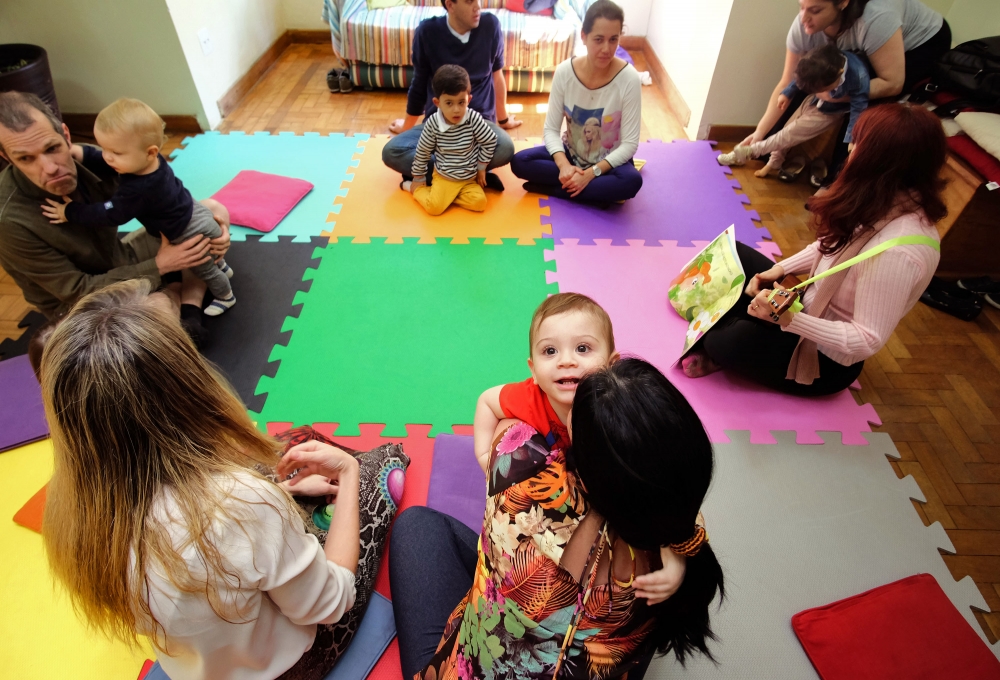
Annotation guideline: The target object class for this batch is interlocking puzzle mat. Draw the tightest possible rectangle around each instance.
[648,432,994,679]
[325,592,396,680]
[253,239,557,436]
[0,440,152,680]
[0,354,48,452]
[426,433,484,532]
[547,239,880,444]
[122,131,369,242]
[321,137,551,245]
[201,236,325,412]
[0,311,46,361]
[540,140,775,250]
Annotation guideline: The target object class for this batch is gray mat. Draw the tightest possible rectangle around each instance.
[649,431,994,679]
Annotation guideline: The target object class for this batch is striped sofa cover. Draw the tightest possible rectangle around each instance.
[323,0,591,93]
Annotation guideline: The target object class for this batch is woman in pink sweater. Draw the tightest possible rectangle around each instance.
[683,103,945,396]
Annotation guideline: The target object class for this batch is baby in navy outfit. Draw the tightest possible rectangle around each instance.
[42,98,236,316]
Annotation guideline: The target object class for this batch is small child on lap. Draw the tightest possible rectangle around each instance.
[403,65,497,216]
[473,293,688,603]
[42,98,236,316]
[718,44,869,179]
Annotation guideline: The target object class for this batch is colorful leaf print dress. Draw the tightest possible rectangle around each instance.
[417,422,655,680]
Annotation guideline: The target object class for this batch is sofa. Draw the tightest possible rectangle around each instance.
[322,0,591,92]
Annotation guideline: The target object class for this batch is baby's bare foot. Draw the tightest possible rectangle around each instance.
[755,166,777,178]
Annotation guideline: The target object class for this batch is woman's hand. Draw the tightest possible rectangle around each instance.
[558,163,583,187]
[634,548,686,604]
[279,473,339,499]
[747,285,794,327]
[277,441,359,487]
[745,264,785,297]
[562,168,594,198]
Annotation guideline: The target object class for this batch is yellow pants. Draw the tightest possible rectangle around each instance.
[413,170,487,216]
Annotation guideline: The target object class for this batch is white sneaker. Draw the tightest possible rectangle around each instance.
[204,295,236,317]
[717,145,753,166]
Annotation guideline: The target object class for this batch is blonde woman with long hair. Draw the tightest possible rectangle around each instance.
[41,280,365,680]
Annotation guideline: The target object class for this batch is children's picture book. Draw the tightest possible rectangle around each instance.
[668,225,746,356]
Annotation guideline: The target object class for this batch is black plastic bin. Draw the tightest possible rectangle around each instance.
[0,44,61,120]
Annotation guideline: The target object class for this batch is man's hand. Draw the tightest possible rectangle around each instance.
[477,168,487,187]
[777,94,790,112]
[390,114,421,135]
[42,197,71,224]
[199,198,231,260]
[155,233,212,275]
[499,116,523,130]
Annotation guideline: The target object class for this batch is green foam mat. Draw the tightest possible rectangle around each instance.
[122,131,370,242]
[253,238,557,435]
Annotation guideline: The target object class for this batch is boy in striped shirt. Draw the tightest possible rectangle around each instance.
[402,65,498,215]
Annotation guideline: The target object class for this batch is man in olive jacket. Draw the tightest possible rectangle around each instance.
[0,92,228,330]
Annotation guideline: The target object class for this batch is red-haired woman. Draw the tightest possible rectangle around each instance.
[683,103,945,396]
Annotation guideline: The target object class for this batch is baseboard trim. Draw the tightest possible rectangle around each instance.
[218,32,294,117]
[63,113,202,137]
[706,124,756,143]
[288,29,331,44]
[627,37,691,129]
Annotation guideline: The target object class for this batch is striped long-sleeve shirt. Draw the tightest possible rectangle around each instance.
[412,109,497,182]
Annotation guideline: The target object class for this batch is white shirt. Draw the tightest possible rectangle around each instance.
[543,59,642,170]
[136,472,356,680]
[447,18,471,44]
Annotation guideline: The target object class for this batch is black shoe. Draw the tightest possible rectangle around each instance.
[985,293,1000,310]
[957,276,1000,296]
[326,68,342,93]
[920,277,982,321]
[522,181,550,195]
[484,172,505,192]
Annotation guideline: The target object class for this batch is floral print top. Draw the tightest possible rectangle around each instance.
[417,422,655,680]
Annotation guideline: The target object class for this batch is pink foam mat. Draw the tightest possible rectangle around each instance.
[546,240,881,445]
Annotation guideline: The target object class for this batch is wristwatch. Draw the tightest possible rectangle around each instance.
[592,165,602,177]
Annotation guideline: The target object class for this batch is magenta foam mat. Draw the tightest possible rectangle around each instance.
[539,139,775,250]
[546,240,881,444]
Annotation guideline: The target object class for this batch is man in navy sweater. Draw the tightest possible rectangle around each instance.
[382,0,521,190]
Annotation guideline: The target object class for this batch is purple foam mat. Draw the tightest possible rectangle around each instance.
[426,433,485,532]
[540,139,774,250]
[547,240,881,444]
[0,354,48,452]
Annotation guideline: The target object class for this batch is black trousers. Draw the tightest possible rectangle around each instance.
[699,242,864,396]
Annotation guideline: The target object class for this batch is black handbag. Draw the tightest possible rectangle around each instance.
[932,36,1000,107]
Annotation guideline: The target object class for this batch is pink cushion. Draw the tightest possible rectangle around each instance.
[792,574,1000,679]
[210,170,313,233]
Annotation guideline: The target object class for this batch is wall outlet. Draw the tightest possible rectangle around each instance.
[198,28,214,56]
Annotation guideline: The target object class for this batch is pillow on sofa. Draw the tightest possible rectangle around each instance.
[506,0,555,15]
[956,111,1000,162]
[367,0,408,8]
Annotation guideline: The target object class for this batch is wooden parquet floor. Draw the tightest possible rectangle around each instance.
[12,41,999,641]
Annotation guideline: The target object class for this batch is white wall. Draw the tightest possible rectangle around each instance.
[283,0,328,30]
[616,0,652,37]
[947,0,1000,46]
[0,0,207,127]
[699,0,796,139]
[645,0,736,137]
[164,0,286,128]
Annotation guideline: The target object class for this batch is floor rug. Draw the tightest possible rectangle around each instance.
[547,240,880,444]
[201,236,325,412]
[648,432,994,678]
[321,137,551,245]
[540,140,775,250]
[124,131,369,242]
[0,355,48,452]
[253,239,557,436]
[0,441,151,680]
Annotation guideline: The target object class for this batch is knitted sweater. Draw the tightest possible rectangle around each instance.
[778,210,939,366]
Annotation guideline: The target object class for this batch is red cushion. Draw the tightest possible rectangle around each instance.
[505,0,554,16]
[210,170,313,233]
[948,135,1000,184]
[792,574,1000,680]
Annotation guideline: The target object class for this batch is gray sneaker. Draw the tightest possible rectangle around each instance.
[338,70,353,94]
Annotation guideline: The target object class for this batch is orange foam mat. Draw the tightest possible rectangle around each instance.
[12,483,46,533]
[322,136,551,244]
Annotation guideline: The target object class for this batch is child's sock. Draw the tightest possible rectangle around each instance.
[717,145,754,166]
[400,180,412,192]
[219,262,234,279]
[204,294,236,317]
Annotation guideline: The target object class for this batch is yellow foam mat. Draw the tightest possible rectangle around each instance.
[323,136,552,244]
[0,440,152,679]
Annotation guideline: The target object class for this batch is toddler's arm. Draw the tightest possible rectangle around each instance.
[473,385,505,474]
[77,144,115,175]
[844,93,869,143]
[61,184,144,228]
[411,121,437,187]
